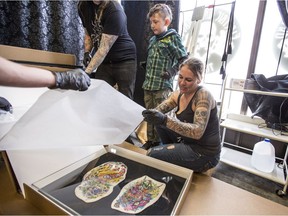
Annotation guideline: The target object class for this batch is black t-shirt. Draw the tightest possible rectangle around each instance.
[78,1,136,63]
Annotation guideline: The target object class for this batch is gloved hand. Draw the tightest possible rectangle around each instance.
[52,69,91,91]
[142,109,167,125]
[83,52,92,67]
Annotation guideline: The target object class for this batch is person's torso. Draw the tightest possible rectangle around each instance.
[175,87,221,155]
[79,1,136,63]
[142,29,186,91]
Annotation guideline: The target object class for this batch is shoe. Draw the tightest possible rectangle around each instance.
[141,141,159,150]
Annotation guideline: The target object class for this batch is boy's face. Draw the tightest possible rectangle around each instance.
[149,13,169,35]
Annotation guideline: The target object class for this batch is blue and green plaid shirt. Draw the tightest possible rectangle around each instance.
[142,29,187,91]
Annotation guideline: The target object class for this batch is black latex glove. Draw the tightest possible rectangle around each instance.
[83,52,92,67]
[0,97,13,113]
[52,69,91,91]
[142,109,167,125]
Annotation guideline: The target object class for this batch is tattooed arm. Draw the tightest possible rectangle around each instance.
[155,91,178,114]
[166,89,216,140]
[84,29,93,53]
[85,33,118,74]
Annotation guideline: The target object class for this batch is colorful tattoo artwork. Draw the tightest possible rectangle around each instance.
[75,161,127,203]
[111,175,166,214]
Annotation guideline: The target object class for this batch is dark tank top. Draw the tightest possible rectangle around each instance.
[175,87,221,156]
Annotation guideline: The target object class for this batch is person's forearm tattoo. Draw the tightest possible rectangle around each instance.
[86,34,118,73]
[166,90,213,140]
[156,95,177,113]
[84,30,93,52]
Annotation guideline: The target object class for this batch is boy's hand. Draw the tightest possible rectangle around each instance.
[161,71,172,80]
[161,68,176,80]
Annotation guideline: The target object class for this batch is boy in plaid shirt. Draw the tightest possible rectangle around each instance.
[142,3,188,150]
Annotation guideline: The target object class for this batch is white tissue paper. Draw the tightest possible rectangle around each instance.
[0,79,144,150]
[0,79,145,195]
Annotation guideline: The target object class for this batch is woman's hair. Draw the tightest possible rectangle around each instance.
[180,57,204,81]
[147,3,173,21]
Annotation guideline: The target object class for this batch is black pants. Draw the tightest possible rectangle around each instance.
[92,60,137,100]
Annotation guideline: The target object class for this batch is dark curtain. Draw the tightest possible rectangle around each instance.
[122,0,180,106]
[0,0,84,65]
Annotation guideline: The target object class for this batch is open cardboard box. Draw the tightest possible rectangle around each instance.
[24,144,193,215]
[0,44,79,72]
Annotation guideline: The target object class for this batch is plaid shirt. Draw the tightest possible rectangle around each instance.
[142,29,187,91]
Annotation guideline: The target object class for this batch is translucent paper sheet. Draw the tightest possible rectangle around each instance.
[0,80,144,150]
[0,80,144,195]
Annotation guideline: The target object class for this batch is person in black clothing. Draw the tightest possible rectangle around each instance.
[78,0,137,99]
[142,57,221,172]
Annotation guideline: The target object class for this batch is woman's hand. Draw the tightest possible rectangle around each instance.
[142,109,167,125]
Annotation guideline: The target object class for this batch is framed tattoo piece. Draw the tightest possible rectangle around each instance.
[75,162,127,203]
[28,145,193,215]
[111,175,166,214]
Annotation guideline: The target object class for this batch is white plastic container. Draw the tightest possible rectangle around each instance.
[251,138,275,173]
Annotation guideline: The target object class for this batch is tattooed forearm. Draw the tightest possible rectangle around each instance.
[166,117,204,139]
[165,89,214,140]
[84,29,93,52]
[155,96,177,113]
[86,34,118,74]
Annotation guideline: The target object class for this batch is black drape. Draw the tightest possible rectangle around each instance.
[122,0,180,106]
[0,0,84,65]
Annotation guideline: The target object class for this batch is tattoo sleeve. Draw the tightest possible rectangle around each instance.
[84,29,93,52]
[166,89,215,140]
[155,94,177,113]
[85,33,118,74]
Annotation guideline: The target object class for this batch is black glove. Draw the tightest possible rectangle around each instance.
[52,69,91,91]
[142,109,167,125]
[83,52,92,67]
[0,97,13,113]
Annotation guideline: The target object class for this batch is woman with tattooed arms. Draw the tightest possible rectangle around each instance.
[142,57,221,172]
[78,0,137,99]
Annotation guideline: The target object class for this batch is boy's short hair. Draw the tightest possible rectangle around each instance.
[147,3,173,21]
